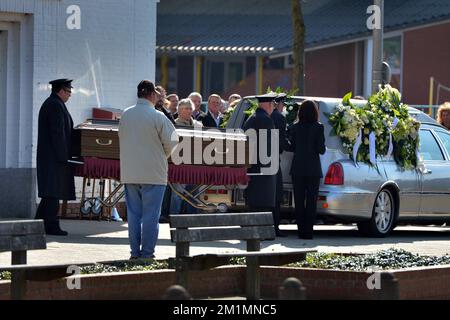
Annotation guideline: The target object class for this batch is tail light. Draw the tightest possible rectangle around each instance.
[324,162,344,185]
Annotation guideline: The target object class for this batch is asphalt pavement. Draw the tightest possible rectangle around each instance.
[0,220,449,265]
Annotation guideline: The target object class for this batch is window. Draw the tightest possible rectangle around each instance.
[204,58,245,96]
[383,36,402,90]
[435,130,450,158]
[155,57,177,93]
[419,130,444,161]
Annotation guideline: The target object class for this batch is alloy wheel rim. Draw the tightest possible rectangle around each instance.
[374,191,392,233]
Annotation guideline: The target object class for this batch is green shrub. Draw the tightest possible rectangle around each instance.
[80,259,169,274]
[289,248,450,271]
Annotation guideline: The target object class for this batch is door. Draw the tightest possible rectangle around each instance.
[418,129,450,217]
[428,129,450,217]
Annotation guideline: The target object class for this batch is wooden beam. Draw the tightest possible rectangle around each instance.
[0,234,46,252]
[255,56,264,94]
[246,239,260,300]
[11,250,27,300]
[0,220,45,236]
[169,212,273,228]
[171,226,275,243]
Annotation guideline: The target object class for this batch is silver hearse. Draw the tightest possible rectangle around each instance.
[227,96,450,237]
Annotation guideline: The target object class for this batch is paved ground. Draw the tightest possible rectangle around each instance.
[1,220,449,265]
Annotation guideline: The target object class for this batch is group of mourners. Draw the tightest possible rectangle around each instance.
[40,77,406,259]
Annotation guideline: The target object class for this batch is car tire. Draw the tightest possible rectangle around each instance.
[357,188,396,238]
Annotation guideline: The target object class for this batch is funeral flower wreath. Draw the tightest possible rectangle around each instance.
[325,85,421,170]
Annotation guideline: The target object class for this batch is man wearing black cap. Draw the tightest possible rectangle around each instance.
[270,93,290,237]
[243,92,279,236]
[35,79,75,235]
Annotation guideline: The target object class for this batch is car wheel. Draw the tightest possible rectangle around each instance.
[358,188,396,238]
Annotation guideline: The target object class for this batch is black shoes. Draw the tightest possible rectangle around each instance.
[46,229,68,236]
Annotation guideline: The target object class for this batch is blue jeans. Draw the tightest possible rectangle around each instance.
[125,184,166,258]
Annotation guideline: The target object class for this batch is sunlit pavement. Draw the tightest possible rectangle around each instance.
[0,220,449,265]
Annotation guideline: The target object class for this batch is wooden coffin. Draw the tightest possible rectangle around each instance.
[171,128,250,167]
[74,119,120,159]
[73,119,250,166]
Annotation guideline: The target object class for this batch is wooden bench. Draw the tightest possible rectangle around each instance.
[0,219,159,299]
[0,219,47,299]
[0,219,97,299]
[169,212,314,300]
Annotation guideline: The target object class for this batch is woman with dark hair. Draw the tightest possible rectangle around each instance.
[287,100,326,239]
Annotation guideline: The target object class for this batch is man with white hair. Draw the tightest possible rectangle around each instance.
[199,94,223,128]
[188,92,205,120]
[171,98,201,215]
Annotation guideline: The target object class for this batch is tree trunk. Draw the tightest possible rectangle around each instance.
[291,0,305,95]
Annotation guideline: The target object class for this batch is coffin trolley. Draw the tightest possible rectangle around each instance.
[72,119,250,217]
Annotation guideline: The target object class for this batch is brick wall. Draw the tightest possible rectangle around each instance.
[304,43,356,98]
[1,265,449,300]
[0,0,158,218]
[402,21,450,104]
[60,200,127,221]
[0,0,158,169]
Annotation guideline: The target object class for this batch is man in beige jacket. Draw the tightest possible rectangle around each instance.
[119,80,178,259]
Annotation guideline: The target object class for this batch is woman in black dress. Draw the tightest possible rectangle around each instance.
[288,100,326,239]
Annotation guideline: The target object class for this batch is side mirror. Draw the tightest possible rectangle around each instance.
[382,61,392,85]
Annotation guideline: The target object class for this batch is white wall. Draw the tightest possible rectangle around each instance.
[0,0,158,168]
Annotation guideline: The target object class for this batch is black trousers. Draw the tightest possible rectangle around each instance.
[272,167,283,230]
[293,176,320,238]
[35,198,60,232]
[160,186,172,217]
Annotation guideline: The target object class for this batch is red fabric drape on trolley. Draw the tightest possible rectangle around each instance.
[74,157,249,185]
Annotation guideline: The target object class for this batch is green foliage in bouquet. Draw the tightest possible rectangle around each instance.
[326,85,421,170]
[221,86,298,128]
[324,92,365,161]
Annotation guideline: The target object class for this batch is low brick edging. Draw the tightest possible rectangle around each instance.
[1,264,449,300]
[261,265,450,299]
[0,266,244,300]
[391,265,450,299]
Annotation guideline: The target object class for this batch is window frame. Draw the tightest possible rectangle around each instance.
[432,128,450,161]
[419,128,446,162]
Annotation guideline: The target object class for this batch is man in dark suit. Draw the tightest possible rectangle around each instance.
[167,93,179,120]
[199,94,223,128]
[35,79,75,235]
[155,91,176,125]
[270,93,290,237]
[243,93,279,236]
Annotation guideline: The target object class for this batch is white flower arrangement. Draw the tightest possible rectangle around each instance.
[326,86,420,169]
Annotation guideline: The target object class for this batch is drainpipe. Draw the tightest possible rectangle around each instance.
[371,0,384,94]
